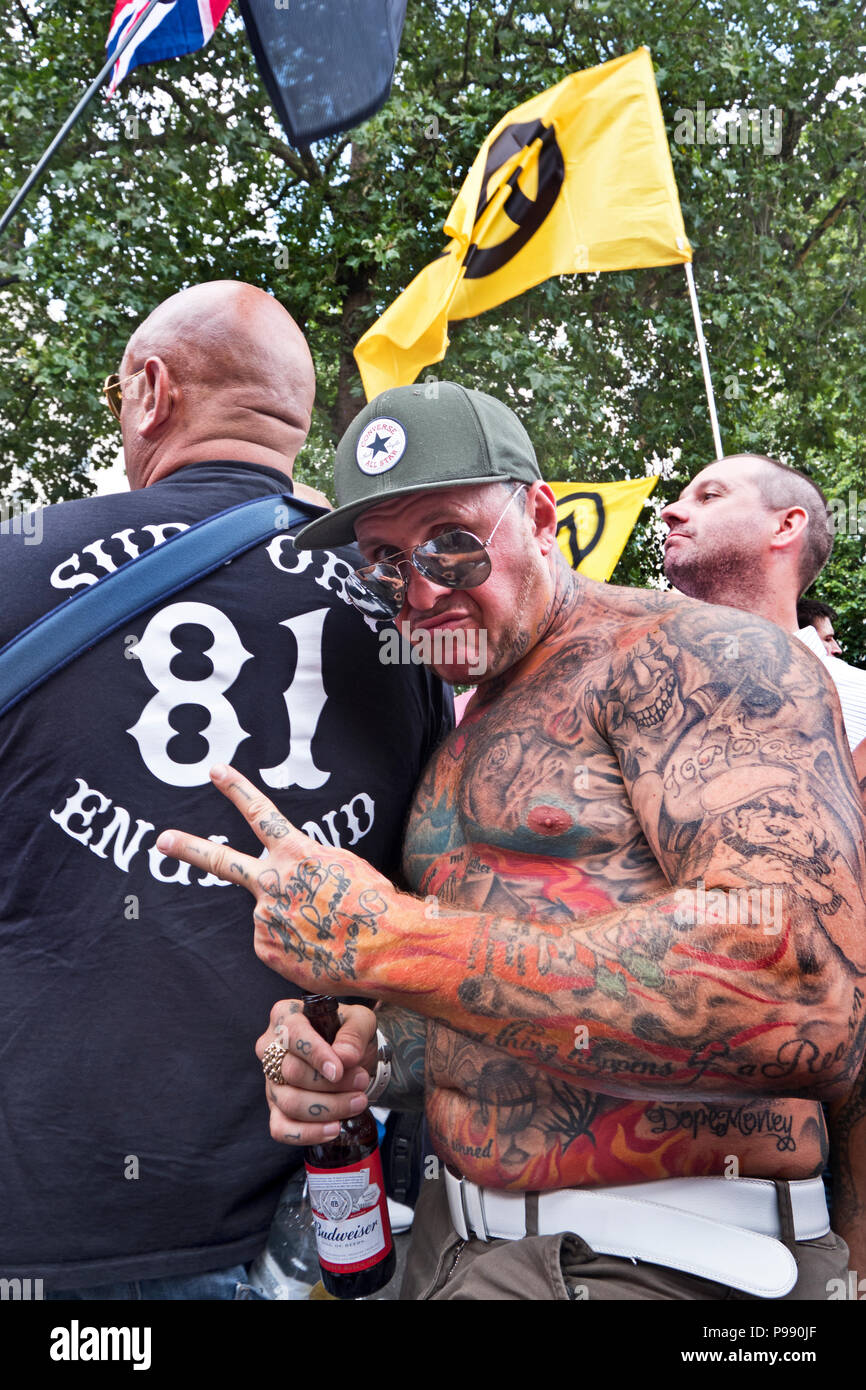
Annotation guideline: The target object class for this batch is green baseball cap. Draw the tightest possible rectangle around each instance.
[293,381,542,550]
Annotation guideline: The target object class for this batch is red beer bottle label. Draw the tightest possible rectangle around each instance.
[305,1148,393,1275]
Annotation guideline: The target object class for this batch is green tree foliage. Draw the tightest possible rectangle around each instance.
[2,1,864,654]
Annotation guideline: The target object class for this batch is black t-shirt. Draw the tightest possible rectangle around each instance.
[0,461,452,1287]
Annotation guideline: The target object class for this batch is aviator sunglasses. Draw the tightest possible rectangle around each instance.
[346,483,528,621]
[102,368,146,421]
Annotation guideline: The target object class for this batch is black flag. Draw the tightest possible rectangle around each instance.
[239,0,408,147]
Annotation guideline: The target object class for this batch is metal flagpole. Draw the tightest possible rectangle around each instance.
[0,0,171,239]
[684,260,723,460]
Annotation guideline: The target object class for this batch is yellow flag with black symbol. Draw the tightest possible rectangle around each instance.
[355,48,691,399]
[552,476,658,581]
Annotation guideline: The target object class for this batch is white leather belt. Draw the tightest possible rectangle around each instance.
[444,1170,829,1299]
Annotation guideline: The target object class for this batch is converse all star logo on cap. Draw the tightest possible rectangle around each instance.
[355,417,407,475]
[293,383,542,550]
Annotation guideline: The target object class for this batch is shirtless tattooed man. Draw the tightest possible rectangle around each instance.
[157,385,866,1300]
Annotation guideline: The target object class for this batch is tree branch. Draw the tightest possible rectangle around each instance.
[261,134,317,181]
[322,138,351,178]
[794,190,858,269]
[801,143,866,213]
[461,0,475,88]
[13,0,37,38]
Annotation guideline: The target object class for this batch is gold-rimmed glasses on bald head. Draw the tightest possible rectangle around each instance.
[102,368,146,421]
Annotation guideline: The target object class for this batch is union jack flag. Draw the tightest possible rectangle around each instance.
[105,0,232,95]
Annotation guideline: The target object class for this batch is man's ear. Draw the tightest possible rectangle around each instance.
[137,357,175,438]
[529,482,559,555]
[770,505,809,554]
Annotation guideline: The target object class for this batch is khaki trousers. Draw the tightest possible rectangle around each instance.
[401,1170,850,1301]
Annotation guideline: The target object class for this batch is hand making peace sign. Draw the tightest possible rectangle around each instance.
[156,762,402,996]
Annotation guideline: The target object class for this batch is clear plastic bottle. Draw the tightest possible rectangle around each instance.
[248,1168,321,1299]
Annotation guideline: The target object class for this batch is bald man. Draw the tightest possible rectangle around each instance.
[116,280,328,503]
[0,282,451,1299]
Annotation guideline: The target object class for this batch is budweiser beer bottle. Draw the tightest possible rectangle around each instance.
[302,994,395,1298]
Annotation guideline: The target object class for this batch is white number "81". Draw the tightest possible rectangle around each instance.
[127,601,330,790]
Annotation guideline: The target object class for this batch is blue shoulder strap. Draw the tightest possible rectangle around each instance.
[0,491,321,719]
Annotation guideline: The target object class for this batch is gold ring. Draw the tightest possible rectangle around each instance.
[261,1041,289,1086]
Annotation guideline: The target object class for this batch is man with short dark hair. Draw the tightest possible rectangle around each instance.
[661,453,831,613]
[160,386,866,1301]
[661,453,866,753]
[797,599,843,657]
[662,450,866,1282]
[0,283,451,1298]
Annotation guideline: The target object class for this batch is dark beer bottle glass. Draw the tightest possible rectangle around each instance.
[302,994,395,1298]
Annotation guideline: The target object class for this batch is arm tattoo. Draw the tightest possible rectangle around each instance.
[370,607,866,1102]
[376,1006,427,1112]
